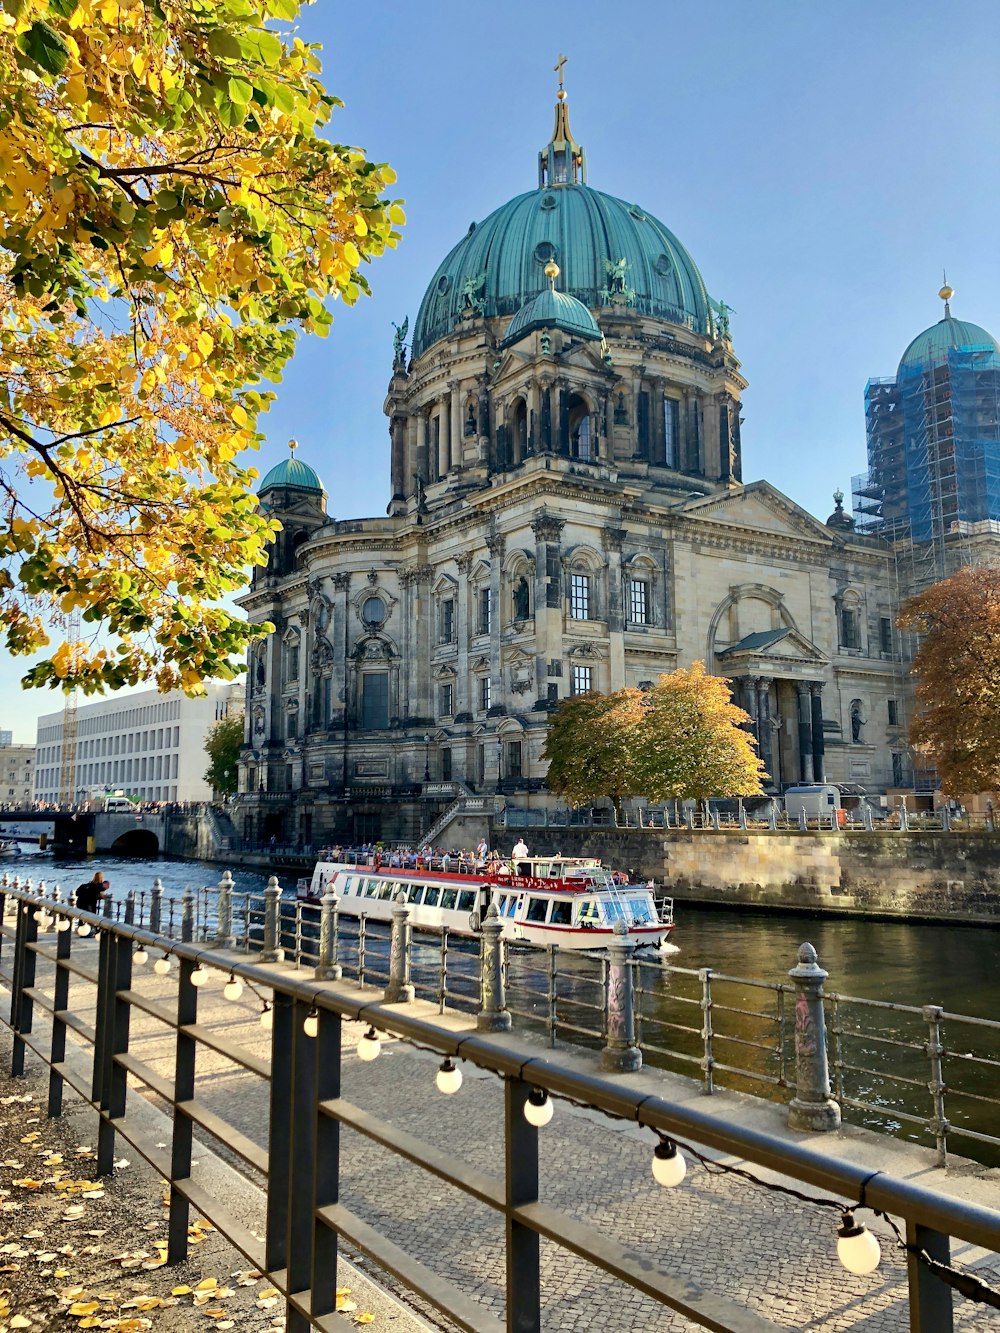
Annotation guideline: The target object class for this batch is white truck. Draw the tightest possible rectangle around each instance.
[783,785,841,822]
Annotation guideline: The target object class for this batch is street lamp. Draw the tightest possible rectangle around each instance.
[423,733,431,784]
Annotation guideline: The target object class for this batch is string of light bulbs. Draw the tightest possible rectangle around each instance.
[30,908,999,1309]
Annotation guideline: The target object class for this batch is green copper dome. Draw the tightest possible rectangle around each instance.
[413,182,713,357]
[899,314,1000,376]
[502,285,601,347]
[258,455,325,496]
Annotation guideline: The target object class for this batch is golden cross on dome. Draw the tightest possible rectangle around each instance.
[554,53,567,90]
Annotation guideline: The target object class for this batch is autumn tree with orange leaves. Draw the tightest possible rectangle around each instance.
[0,0,403,695]
[897,564,1000,794]
[543,662,765,808]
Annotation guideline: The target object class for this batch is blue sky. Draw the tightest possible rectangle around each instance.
[3,0,999,741]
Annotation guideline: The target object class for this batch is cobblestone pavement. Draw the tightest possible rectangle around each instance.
[7,941,1000,1332]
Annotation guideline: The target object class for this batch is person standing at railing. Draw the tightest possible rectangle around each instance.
[512,837,530,876]
[75,871,108,914]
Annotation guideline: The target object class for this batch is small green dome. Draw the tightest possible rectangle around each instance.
[258,456,325,495]
[899,315,1000,376]
[503,286,601,347]
[413,183,712,357]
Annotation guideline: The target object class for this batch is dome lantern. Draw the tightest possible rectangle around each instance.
[539,55,586,188]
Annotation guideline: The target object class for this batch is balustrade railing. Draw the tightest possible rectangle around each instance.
[0,879,997,1332]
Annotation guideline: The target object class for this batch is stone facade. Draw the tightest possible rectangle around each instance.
[235,91,908,847]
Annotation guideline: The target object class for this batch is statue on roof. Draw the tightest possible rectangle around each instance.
[391,316,409,364]
[711,299,734,339]
[600,257,635,307]
[461,271,487,315]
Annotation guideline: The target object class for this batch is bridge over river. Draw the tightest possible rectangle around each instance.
[0,809,169,856]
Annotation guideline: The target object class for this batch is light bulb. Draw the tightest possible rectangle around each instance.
[191,966,210,988]
[651,1138,687,1188]
[223,976,243,1001]
[260,1005,273,1031]
[33,909,44,923]
[77,923,92,938]
[133,947,148,964]
[57,918,71,933]
[524,1089,553,1127]
[357,1026,381,1062]
[837,1212,881,1275]
[436,1058,463,1095]
[154,956,171,976]
[303,1009,319,1038]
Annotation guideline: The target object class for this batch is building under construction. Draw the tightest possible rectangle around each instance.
[853,285,1000,590]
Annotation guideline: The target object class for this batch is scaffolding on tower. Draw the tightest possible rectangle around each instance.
[57,612,81,805]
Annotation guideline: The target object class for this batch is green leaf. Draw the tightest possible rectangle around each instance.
[47,0,78,18]
[206,27,243,61]
[266,0,299,18]
[17,19,69,75]
[227,75,253,105]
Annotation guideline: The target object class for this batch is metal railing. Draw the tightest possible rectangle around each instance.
[0,882,998,1332]
[4,872,998,1169]
[501,804,1000,834]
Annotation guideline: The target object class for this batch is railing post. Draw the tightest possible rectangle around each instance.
[266,992,294,1274]
[97,930,133,1176]
[700,967,715,1094]
[261,876,284,963]
[905,1222,954,1333]
[863,804,874,832]
[899,798,909,832]
[738,802,748,831]
[180,886,194,944]
[799,807,808,832]
[505,1075,541,1332]
[384,892,414,1003]
[124,890,136,926]
[315,889,342,981]
[600,921,641,1073]
[941,805,951,832]
[150,878,164,935]
[923,1004,949,1167]
[215,870,234,948]
[168,956,199,1263]
[477,902,512,1032]
[47,902,73,1117]
[787,943,841,1132]
[10,899,38,1078]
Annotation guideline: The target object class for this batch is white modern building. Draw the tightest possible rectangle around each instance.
[34,683,242,805]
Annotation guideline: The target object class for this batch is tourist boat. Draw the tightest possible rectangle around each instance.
[0,840,17,858]
[297,855,674,951]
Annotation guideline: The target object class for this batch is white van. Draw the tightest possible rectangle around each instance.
[104,796,136,813]
[784,785,841,821]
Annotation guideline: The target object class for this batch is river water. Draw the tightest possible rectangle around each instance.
[4,846,999,1162]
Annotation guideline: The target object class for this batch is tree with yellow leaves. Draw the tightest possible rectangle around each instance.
[897,564,1000,795]
[0,0,403,693]
[542,663,765,809]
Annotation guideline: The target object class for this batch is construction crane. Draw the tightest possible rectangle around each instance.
[57,612,81,806]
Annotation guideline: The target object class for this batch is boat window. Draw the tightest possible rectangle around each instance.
[364,879,380,897]
[341,877,354,895]
[504,895,518,917]
[376,880,395,900]
[603,901,627,924]
[628,897,653,925]
[549,900,572,925]
[440,889,458,910]
[496,894,508,915]
[525,897,548,923]
[407,884,424,904]
[457,890,477,913]
[578,900,599,921]
[424,886,441,908]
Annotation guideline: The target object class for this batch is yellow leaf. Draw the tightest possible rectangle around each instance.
[354,1316,376,1326]
[196,332,214,357]
[195,1278,219,1291]
[68,1301,100,1315]
[342,240,360,267]
[388,204,406,225]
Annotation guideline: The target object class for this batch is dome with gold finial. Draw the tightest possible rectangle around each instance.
[898,283,999,376]
[258,440,325,499]
[412,68,715,357]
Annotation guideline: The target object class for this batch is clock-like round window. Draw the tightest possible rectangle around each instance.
[361,596,386,626]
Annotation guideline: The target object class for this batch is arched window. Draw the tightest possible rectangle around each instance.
[511,399,528,464]
[568,394,592,460]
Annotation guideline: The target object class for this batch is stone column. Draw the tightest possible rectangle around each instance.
[796,682,814,784]
[603,526,626,690]
[332,572,351,783]
[744,675,759,748]
[757,677,773,786]
[455,553,472,719]
[810,682,826,783]
[449,382,462,470]
[531,514,564,708]
[600,921,641,1073]
[415,409,429,489]
[413,566,433,723]
[787,943,841,1132]
[486,529,505,714]
[389,414,406,506]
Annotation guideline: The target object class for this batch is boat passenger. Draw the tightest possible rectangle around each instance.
[441,851,451,873]
[512,837,530,876]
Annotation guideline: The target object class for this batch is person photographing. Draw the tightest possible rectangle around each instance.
[75,871,109,914]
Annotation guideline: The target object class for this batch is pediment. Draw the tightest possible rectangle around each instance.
[681,481,834,543]
[717,626,828,668]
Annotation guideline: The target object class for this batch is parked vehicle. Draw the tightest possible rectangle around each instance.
[783,785,841,821]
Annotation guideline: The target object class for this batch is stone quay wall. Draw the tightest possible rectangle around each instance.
[491,825,1000,924]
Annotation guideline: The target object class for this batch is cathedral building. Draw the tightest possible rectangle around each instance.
[236,82,906,846]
